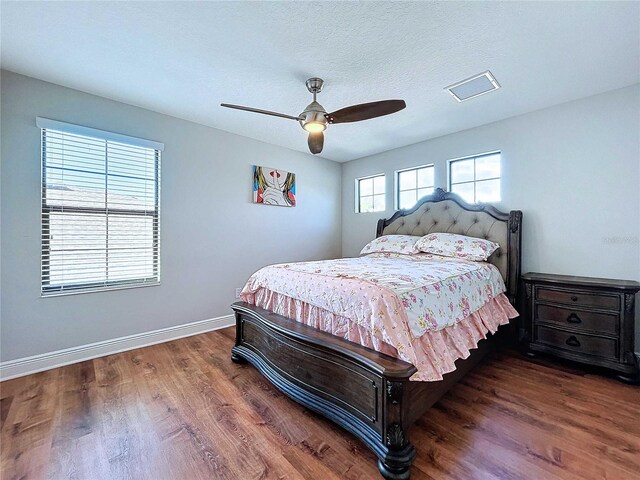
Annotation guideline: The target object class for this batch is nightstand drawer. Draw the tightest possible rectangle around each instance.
[536,304,619,336]
[537,288,619,310]
[535,326,617,360]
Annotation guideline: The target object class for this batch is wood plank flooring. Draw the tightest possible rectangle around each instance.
[2,327,639,479]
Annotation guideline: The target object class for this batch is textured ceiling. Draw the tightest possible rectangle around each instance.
[2,1,639,162]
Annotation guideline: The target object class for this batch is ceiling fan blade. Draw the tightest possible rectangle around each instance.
[221,103,302,121]
[326,100,406,124]
[308,132,324,155]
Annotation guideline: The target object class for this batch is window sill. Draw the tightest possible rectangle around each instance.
[41,281,160,298]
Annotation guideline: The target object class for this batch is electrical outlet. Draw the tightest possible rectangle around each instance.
[235,287,242,299]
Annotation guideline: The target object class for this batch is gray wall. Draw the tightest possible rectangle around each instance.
[341,84,640,347]
[0,71,342,362]
[3,70,639,361]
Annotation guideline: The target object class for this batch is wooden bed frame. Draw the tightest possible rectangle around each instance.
[231,188,522,479]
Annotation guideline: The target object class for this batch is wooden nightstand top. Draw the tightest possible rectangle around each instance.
[522,272,640,292]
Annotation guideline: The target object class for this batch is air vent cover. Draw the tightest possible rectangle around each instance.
[446,71,500,102]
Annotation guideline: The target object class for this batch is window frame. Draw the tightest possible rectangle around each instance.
[39,120,162,296]
[355,173,386,213]
[394,163,435,211]
[447,151,501,204]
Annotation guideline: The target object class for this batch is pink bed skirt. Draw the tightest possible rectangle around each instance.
[243,289,518,381]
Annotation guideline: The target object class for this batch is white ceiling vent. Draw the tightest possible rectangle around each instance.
[445,71,501,102]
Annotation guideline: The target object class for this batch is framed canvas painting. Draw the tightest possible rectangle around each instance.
[253,165,296,207]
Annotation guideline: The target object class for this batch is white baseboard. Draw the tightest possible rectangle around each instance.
[0,314,235,381]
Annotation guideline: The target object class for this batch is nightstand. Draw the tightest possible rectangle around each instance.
[522,272,640,383]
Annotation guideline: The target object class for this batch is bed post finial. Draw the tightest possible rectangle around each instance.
[432,187,447,201]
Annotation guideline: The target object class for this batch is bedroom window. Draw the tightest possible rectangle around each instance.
[38,118,163,295]
[449,151,501,203]
[356,174,385,213]
[395,164,434,210]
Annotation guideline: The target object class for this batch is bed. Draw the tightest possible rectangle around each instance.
[231,188,522,479]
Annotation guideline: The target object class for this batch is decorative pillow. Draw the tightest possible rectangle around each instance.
[415,233,499,261]
[360,235,422,255]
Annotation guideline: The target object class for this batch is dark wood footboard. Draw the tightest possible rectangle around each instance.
[231,301,497,479]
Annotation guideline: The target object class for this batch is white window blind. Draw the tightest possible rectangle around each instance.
[40,120,161,295]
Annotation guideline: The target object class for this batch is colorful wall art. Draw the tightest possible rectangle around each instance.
[253,165,296,207]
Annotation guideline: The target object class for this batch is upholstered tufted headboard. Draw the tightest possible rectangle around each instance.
[377,188,522,304]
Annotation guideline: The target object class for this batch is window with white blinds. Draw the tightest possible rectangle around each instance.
[39,118,162,295]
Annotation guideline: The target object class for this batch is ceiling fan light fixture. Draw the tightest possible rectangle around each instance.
[302,121,326,133]
[299,104,328,133]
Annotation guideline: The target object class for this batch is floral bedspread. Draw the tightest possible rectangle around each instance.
[240,253,506,338]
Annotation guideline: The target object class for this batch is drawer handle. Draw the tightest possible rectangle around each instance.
[566,313,582,324]
[565,336,581,348]
[571,296,578,302]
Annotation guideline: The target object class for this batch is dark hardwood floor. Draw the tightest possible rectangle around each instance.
[1,327,639,479]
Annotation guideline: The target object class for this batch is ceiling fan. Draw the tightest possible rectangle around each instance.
[221,78,406,155]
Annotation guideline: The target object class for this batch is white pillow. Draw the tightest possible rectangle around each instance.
[415,233,499,261]
[360,235,422,256]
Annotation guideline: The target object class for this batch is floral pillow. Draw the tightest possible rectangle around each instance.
[360,235,422,256]
[415,233,499,261]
